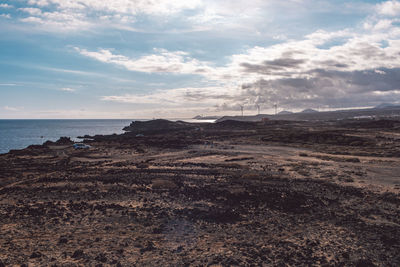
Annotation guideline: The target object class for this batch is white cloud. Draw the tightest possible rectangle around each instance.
[102,86,236,105]
[75,47,214,75]
[14,0,340,33]
[374,69,386,75]
[372,19,393,30]
[78,24,400,84]
[0,13,11,19]
[27,0,51,7]
[18,0,204,31]
[9,0,378,33]
[372,90,400,95]
[60,87,76,92]
[27,0,202,14]
[0,3,13,8]
[0,83,17,86]
[377,1,400,16]
[18,7,42,15]
[19,9,92,31]
[4,106,20,111]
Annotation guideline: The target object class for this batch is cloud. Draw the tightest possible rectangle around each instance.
[372,89,400,96]
[377,1,400,16]
[75,47,214,75]
[4,106,20,111]
[0,4,13,8]
[60,87,76,92]
[224,68,400,110]
[13,0,354,33]
[38,66,100,76]
[6,0,400,116]
[232,35,400,79]
[18,7,42,15]
[15,0,203,31]
[375,69,386,75]
[0,13,11,19]
[26,0,202,15]
[101,86,235,106]
[0,83,17,86]
[372,19,394,31]
[215,23,400,109]
[6,0,378,34]
[19,10,92,31]
[96,14,400,112]
[82,24,400,84]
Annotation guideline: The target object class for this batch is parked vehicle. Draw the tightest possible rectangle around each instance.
[73,143,91,149]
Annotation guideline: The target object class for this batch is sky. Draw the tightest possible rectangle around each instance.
[0,0,400,119]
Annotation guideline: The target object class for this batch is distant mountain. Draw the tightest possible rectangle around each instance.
[374,103,400,109]
[300,109,319,113]
[216,106,400,122]
[278,110,293,115]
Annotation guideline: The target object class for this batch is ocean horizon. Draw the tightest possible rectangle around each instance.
[0,118,216,154]
[0,119,134,154]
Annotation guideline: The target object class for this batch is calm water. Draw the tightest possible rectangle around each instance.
[0,119,133,154]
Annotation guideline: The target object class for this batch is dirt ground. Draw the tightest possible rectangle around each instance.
[0,119,399,266]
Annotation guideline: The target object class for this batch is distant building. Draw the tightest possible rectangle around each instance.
[261,117,269,122]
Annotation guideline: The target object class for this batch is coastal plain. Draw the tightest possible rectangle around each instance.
[0,119,399,266]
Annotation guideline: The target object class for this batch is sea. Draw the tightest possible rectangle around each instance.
[0,118,216,154]
[0,119,134,154]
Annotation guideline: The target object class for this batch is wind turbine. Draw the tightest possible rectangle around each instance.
[239,105,244,116]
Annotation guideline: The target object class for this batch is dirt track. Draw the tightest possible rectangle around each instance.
[0,119,399,266]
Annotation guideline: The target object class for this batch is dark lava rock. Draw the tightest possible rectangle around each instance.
[55,137,74,145]
[380,234,398,246]
[72,249,85,259]
[345,157,361,163]
[95,253,107,263]
[58,237,68,244]
[354,259,376,267]
[180,207,242,223]
[214,119,255,129]
[140,241,156,254]
[30,251,42,258]
[123,119,195,134]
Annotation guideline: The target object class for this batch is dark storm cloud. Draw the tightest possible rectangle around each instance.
[240,57,305,74]
[263,58,306,68]
[216,68,400,111]
[317,60,348,68]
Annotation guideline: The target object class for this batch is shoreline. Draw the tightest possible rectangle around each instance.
[0,119,217,154]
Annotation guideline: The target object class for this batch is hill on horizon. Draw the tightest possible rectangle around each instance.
[278,110,293,115]
[375,103,400,109]
[300,109,319,113]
